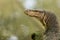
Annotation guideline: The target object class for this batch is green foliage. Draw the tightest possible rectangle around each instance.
[0,0,60,40]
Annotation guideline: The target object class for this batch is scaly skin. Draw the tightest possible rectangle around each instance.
[24,9,60,40]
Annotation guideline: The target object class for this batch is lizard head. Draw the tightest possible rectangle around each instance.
[24,9,45,19]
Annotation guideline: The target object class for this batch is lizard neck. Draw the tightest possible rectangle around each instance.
[35,12,59,33]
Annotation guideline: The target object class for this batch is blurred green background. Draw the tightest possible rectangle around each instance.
[0,0,60,40]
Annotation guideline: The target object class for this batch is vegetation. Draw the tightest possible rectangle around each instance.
[0,0,60,40]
